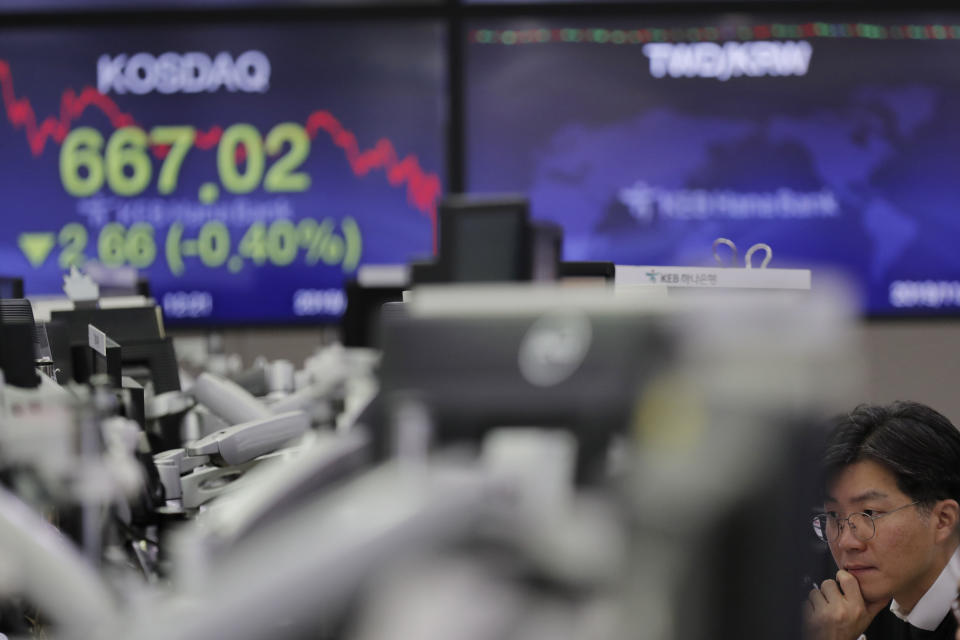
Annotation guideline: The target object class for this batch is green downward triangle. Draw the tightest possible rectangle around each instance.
[18,233,56,268]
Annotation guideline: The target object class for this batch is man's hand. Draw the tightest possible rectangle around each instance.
[804,570,888,640]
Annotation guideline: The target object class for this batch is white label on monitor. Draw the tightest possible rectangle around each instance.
[357,264,410,287]
[616,265,811,290]
[89,324,107,357]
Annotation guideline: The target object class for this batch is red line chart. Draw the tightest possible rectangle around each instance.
[0,59,441,233]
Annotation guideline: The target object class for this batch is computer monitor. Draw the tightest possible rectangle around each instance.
[341,281,406,349]
[374,287,673,483]
[438,195,532,283]
[0,323,39,388]
[48,305,165,383]
[50,306,164,346]
[82,323,180,445]
[531,221,563,282]
[0,299,41,388]
[559,262,615,282]
[0,277,24,300]
[117,338,181,395]
[49,305,178,391]
[0,298,36,327]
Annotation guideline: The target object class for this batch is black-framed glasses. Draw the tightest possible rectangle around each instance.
[811,501,920,542]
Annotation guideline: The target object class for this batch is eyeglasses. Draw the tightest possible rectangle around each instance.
[811,501,920,543]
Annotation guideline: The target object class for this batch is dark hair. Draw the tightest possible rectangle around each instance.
[822,401,960,508]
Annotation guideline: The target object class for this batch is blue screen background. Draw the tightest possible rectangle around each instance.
[466,16,960,315]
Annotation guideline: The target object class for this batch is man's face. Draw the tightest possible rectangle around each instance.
[825,459,940,608]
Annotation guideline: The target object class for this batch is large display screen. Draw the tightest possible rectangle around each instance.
[464,0,813,4]
[466,16,960,315]
[0,0,441,11]
[0,22,445,324]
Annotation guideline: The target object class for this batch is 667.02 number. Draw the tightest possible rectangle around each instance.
[59,123,311,198]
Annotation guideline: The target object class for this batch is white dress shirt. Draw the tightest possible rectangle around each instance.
[857,543,960,639]
[857,547,960,640]
[889,543,960,631]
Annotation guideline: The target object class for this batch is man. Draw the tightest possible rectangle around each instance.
[806,401,960,640]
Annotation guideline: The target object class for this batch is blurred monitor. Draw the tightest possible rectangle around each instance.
[531,221,563,282]
[410,260,444,286]
[560,261,615,283]
[48,305,165,384]
[375,287,673,483]
[439,195,532,283]
[118,338,181,394]
[0,277,24,299]
[50,305,164,346]
[114,337,180,445]
[0,299,40,388]
[341,281,405,348]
